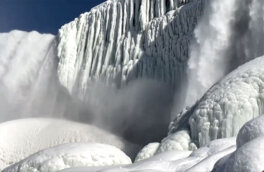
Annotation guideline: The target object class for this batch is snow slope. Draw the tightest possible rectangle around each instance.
[3,143,131,172]
[0,118,136,170]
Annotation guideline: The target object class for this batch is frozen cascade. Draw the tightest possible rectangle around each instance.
[185,0,264,106]
[57,0,205,103]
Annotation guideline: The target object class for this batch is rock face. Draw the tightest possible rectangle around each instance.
[3,143,131,172]
[169,56,264,146]
[57,0,205,100]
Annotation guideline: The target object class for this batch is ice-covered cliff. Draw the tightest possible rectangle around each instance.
[57,0,205,103]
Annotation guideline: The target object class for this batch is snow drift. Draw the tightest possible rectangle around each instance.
[3,143,131,172]
[0,118,136,170]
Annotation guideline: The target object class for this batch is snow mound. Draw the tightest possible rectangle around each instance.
[62,138,235,172]
[135,143,160,162]
[213,115,264,172]
[169,56,264,146]
[236,115,264,147]
[0,118,134,170]
[3,143,131,172]
[57,0,204,99]
[156,130,197,154]
[213,137,264,172]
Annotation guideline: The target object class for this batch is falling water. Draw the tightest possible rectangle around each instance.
[185,0,264,106]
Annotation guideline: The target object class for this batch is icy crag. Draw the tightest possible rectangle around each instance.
[57,0,205,99]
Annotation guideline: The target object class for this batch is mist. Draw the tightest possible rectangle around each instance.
[185,0,264,106]
[0,31,175,147]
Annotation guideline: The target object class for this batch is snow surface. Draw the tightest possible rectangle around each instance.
[60,138,236,172]
[3,143,131,172]
[169,56,264,146]
[60,115,264,172]
[0,118,135,170]
[213,115,264,172]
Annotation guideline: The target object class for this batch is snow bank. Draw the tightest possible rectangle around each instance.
[58,115,264,172]
[61,138,235,172]
[236,115,264,147]
[0,118,134,170]
[3,143,131,172]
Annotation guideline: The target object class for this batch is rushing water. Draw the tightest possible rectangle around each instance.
[185,0,264,106]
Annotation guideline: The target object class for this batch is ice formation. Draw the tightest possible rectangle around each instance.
[0,118,136,170]
[60,116,264,172]
[57,0,205,107]
[168,56,264,147]
[3,143,131,172]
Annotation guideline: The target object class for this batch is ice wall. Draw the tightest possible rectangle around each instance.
[185,0,264,106]
[57,0,205,103]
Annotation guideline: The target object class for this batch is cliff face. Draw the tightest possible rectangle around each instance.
[57,0,205,99]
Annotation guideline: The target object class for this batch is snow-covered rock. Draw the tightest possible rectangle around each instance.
[236,115,264,148]
[0,118,135,170]
[169,56,264,146]
[3,143,131,172]
[213,137,264,172]
[57,0,205,101]
[213,115,264,172]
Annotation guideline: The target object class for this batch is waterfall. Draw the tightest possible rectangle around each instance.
[0,30,69,121]
[185,0,264,106]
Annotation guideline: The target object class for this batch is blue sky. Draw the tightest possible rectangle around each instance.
[0,0,106,34]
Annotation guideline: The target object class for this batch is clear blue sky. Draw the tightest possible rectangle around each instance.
[0,0,106,34]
